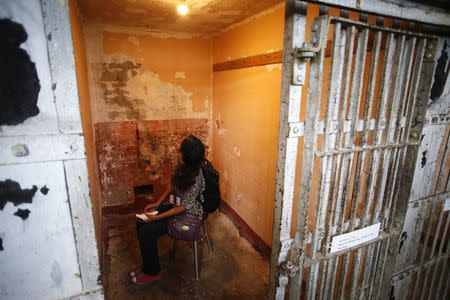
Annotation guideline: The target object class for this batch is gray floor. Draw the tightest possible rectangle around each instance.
[103,211,269,299]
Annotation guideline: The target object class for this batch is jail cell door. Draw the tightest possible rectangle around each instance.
[269,7,439,300]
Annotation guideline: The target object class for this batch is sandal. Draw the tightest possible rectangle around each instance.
[131,272,163,285]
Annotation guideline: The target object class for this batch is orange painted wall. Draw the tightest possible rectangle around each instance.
[68,0,102,255]
[212,4,285,246]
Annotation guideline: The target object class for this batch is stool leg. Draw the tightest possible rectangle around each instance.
[172,239,177,258]
[193,241,199,280]
[203,223,213,255]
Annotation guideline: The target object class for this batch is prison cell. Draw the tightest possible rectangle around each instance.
[270,2,443,299]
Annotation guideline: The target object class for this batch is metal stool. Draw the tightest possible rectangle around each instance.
[172,220,212,280]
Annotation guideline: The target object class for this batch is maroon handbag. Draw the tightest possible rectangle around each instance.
[168,212,202,241]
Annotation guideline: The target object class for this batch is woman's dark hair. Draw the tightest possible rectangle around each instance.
[172,135,205,192]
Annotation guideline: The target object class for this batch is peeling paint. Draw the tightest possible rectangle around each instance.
[95,119,208,207]
[175,72,186,79]
[40,185,49,195]
[14,208,30,220]
[421,150,428,168]
[0,18,41,126]
[265,63,282,72]
[95,55,208,122]
[215,113,227,136]
[0,179,38,210]
[233,145,241,157]
[127,36,139,46]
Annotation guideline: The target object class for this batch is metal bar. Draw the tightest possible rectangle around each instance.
[302,0,450,27]
[329,16,439,38]
[422,203,445,300]
[322,23,348,300]
[304,230,396,266]
[336,25,369,300]
[393,251,450,279]
[317,21,347,300]
[381,37,417,232]
[411,203,436,299]
[382,38,416,233]
[367,239,384,298]
[436,229,450,298]
[349,28,383,300]
[331,23,357,300]
[377,36,438,300]
[269,1,306,299]
[316,142,417,157]
[329,23,356,300]
[434,126,450,194]
[367,36,406,297]
[289,14,329,300]
[343,25,370,299]
[375,34,407,231]
[437,209,450,255]
[364,32,397,226]
[360,32,398,300]
[301,16,330,300]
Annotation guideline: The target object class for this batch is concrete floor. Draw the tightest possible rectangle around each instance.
[102,211,269,299]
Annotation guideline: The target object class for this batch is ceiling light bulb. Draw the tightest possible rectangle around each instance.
[177,3,189,15]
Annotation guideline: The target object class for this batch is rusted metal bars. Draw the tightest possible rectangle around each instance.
[290,15,329,300]
[321,20,348,300]
[348,27,383,300]
[377,36,438,300]
[421,203,445,300]
[312,20,344,300]
[269,1,307,299]
[333,21,370,300]
[367,33,407,298]
[326,22,356,300]
[382,37,417,229]
[434,212,450,298]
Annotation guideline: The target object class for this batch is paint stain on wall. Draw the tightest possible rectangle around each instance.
[421,150,428,168]
[100,60,144,120]
[0,237,3,251]
[95,55,207,122]
[215,114,226,137]
[0,19,40,125]
[14,208,31,220]
[137,123,165,181]
[398,231,407,254]
[40,185,49,195]
[0,179,38,210]
[430,40,449,101]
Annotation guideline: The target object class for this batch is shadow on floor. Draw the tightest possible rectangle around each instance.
[102,211,269,299]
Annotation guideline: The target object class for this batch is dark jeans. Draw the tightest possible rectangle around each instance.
[136,204,174,275]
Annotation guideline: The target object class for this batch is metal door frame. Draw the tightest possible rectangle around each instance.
[269,1,448,299]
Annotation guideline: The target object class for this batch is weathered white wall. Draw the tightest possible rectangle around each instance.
[393,36,450,299]
[0,0,102,299]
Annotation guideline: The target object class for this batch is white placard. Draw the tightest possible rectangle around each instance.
[444,198,450,212]
[330,223,381,253]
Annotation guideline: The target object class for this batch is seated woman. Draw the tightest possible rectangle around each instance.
[131,135,205,285]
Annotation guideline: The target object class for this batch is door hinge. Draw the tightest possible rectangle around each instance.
[293,41,321,59]
[291,18,326,86]
[280,260,300,277]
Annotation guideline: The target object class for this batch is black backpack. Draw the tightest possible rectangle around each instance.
[201,159,221,213]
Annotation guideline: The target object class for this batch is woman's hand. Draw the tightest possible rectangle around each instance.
[144,213,160,222]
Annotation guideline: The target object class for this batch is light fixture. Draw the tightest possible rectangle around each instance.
[177,0,189,16]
